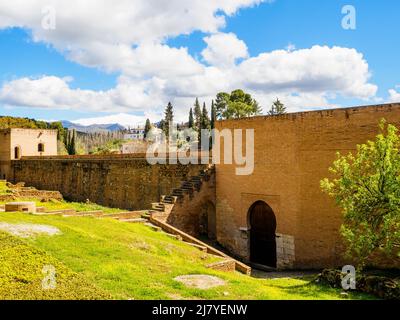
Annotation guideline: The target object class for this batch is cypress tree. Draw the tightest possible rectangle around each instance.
[194,98,202,134]
[188,108,194,129]
[144,119,151,139]
[210,100,216,129]
[201,102,210,130]
[163,102,174,139]
[70,129,77,155]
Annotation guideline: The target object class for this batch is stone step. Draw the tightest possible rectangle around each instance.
[163,233,183,241]
[77,210,104,216]
[171,192,184,198]
[151,203,165,211]
[101,211,142,219]
[62,210,104,218]
[63,213,95,217]
[206,259,236,272]
[183,241,207,252]
[33,211,62,216]
[141,212,151,219]
[144,223,162,232]
[45,209,76,215]
[119,218,148,223]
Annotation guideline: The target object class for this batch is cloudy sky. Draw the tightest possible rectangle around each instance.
[0,0,399,126]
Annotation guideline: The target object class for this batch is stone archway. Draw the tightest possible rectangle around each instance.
[248,201,277,268]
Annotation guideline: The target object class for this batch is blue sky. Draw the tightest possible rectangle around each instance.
[0,0,399,125]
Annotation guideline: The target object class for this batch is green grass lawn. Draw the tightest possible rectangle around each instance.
[0,210,374,300]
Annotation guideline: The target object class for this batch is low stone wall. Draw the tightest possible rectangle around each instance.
[11,156,207,211]
[0,182,63,202]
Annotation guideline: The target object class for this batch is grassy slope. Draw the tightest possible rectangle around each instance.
[0,211,373,300]
[0,232,110,300]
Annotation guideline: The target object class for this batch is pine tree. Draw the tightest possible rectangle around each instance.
[268,98,286,116]
[144,119,151,139]
[188,108,194,129]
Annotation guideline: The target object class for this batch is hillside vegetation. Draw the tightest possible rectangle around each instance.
[0,116,56,129]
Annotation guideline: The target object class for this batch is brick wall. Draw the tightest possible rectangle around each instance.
[215,103,400,269]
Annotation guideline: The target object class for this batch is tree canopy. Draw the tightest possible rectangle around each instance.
[215,89,262,120]
[321,120,400,267]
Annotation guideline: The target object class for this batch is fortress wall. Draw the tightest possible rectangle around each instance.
[215,103,400,269]
[11,156,206,210]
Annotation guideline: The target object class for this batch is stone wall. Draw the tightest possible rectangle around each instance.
[11,156,207,210]
[215,103,400,269]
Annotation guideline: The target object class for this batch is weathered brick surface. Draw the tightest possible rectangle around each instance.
[11,157,206,211]
[215,103,400,269]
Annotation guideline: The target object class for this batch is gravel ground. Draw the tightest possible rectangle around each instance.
[174,275,226,289]
[0,222,61,238]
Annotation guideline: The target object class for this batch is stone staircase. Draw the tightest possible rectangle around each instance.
[150,166,214,219]
[146,165,251,275]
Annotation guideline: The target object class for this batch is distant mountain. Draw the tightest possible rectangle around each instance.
[61,120,125,133]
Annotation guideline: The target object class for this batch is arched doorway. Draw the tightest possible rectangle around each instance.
[249,201,277,268]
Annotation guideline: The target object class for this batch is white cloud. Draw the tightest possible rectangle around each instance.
[388,88,400,102]
[0,1,380,124]
[202,32,248,67]
[237,46,377,99]
[0,76,164,113]
[0,0,264,75]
